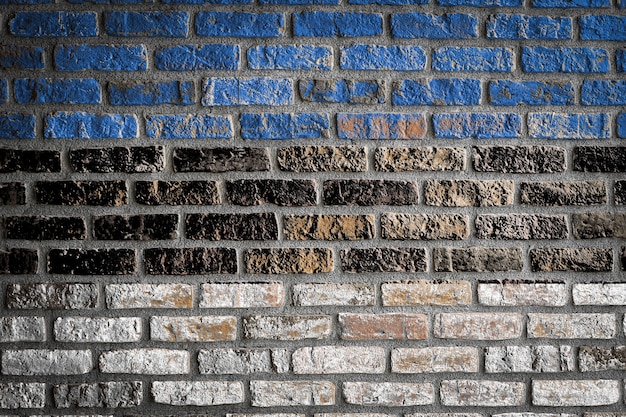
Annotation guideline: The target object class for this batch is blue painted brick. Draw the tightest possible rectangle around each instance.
[433,47,514,72]
[0,0,53,3]
[618,50,626,72]
[580,16,626,41]
[196,12,284,38]
[486,14,571,40]
[0,80,7,104]
[393,79,481,106]
[45,112,138,139]
[489,81,574,106]
[10,12,97,37]
[14,78,101,105]
[392,13,477,39]
[248,45,332,70]
[146,115,232,139]
[350,0,428,3]
[522,47,609,73]
[532,0,609,7]
[240,113,329,139]
[0,46,44,70]
[68,0,151,3]
[202,78,292,106]
[294,12,382,37]
[0,114,35,139]
[438,0,522,5]
[582,81,626,106]
[341,45,426,71]
[337,113,426,140]
[164,0,249,3]
[299,80,385,104]
[55,45,147,71]
[108,81,195,106]
[155,45,239,71]
[528,113,610,139]
[433,113,521,139]
[104,12,189,38]
[618,114,626,138]
[261,0,338,3]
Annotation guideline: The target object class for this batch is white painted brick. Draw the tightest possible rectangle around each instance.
[152,381,244,406]
[54,317,141,343]
[532,380,619,406]
[292,346,385,374]
[99,349,189,374]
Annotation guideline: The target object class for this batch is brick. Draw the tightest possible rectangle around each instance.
[433,47,513,72]
[579,346,626,371]
[248,45,332,70]
[522,47,609,73]
[100,349,189,374]
[339,313,427,340]
[156,45,239,71]
[582,80,626,105]
[108,81,195,106]
[435,313,522,340]
[528,113,610,139]
[574,283,626,305]
[352,0,428,2]
[300,79,384,104]
[617,181,626,204]
[619,51,626,73]
[146,114,232,139]
[580,15,626,40]
[7,282,97,309]
[528,313,616,339]
[0,183,25,205]
[340,45,426,71]
[382,280,471,306]
[0,114,35,139]
[45,112,138,139]
[278,146,366,172]
[250,381,334,407]
[187,213,277,241]
[4,216,86,240]
[55,44,147,71]
[0,383,45,409]
[94,214,178,240]
[0,248,38,274]
[106,283,193,309]
[337,113,426,139]
[439,0,522,4]
[196,12,284,37]
[530,248,612,272]
[392,347,479,373]
[574,147,626,172]
[433,113,521,138]
[343,382,434,406]
[0,317,45,342]
[227,179,316,206]
[485,346,574,373]
[104,12,188,37]
[284,214,374,241]
[489,81,573,105]
[375,147,465,172]
[294,12,382,37]
[434,247,523,272]
[145,248,236,274]
[151,381,244,406]
[476,214,567,240]
[424,180,513,207]
[54,317,141,342]
[200,282,285,308]
[293,346,385,374]
[14,78,100,104]
[150,316,236,342]
[408,414,483,417]
[244,315,332,340]
[48,249,136,275]
[440,380,525,407]
[35,181,128,206]
[520,181,606,206]
[392,13,477,39]
[0,45,44,70]
[473,146,565,173]
[241,113,329,139]
[382,213,468,240]
[2,350,92,375]
[136,181,219,205]
[174,147,269,172]
[393,79,480,106]
[53,381,142,408]
[532,380,619,406]
[0,79,6,103]
[246,248,333,274]
[0,150,59,173]
[292,283,375,306]
[10,12,97,37]
[573,213,626,239]
[533,0,608,5]
[324,180,418,206]
[71,146,164,173]
[478,282,566,306]
[262,0,336,2]
[341,247,426,273]
[199,348,288,374]
[203,78,292,106]
[487,14,571,39]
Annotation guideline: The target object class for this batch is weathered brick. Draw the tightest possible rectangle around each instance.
[440,380,525,406]
[292,283,375,306]
[582,80,626,106]
[0,183,26,205]
[579,346,626,371]
[278,146,366,172]
[10,12,97,37]
[246,248,333,274]
[4,216,86,240]
[393,78,480,106]
[69,146,164,173]
[530,248,612,272]
[375,147,465,172]
[240,113,329,139]
[144,248,236,274]
[337,113,426,140]
[343,382,434,406]
[55,44,147,71]
[156,45,239,71]
[2,350,92,375]
[100,349,189,374]
[478,282,567,306]
[0,149,60,173]
[433,47,514,72]
[48,249,136,275]
[150,316,236,342]
[14,78,100,104]
[53,381,142,408]
[45,112,137,139]
[520,181,606,206]
[104,11,189,37]
[135,181,219,205]
[392,347,479,373]
[341,247,426,273]
[146,114,232,139]
[284,214,374,241]
[54,317,141,342]
[533,0,608,6]
[152,381,244,406]
[528,313,615,339]
[532,380,619,406]
[202,77,292,106]
[574,147,626,172]
[7,282,97,309]
[196,12,284,37]
[487,14,571,39]
[489,81,574,105]
[382,280,471,306]
[434,247,523,272]
[382,213,468,240]
[476,214,567,240]
[94,214,178,240]
[199,348,289,374]
[299,80,384,104]
[434,313,522,340]
[574,283,626,305]
[250,381,335,407]
[433,113,521,139]
[248,45,332,70]
[0,383,45,409]
[174,147,270,172]
[522,47,609,73]
[485,346,574,373]
[293,346,385,374]
[0,317,45,342]
[294,12,382,37]
[324,180,418,206]
[200,282,285,308]
[617,181,626,205]
[108,80,195,105]
[106,283,193,309]
[339,313,427,340]
[244,315,332,340]
[227,180,316,206]
[473,146,566,173]
[424,180,513,207]
[0,113,35,139]
[340,45,426,71]
[580,15,626,40]
[35,181,128,206]
[528,113,610,139]
[0,45,44,70]
[573,213,626,239]
[392,13,477,39]
[186,213,277,241]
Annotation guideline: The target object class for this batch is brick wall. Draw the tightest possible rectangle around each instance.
[1,0,625,415]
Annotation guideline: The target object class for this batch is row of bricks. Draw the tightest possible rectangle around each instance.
[4,43,626,73]
[2,246,624,274]
[3,12,626,41]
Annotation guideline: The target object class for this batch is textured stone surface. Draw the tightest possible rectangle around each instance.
[173,147,270,172]
[201,282,285,308]
[54,317,141,342]
[572,213,626,239]
[382,280,471,306]
[339,313,428,340]
[434,313,522,340]
[292,283,375,306]
[520,181,606,206]
[342,382,434,406]
[530,248,612,272]
[277,146,366,172]
[186,213,277,240]
[573,283,626,305]
[99,349,190,374]
[54,381,142,408]
[1,349,92,375]
[244,315,332,340]
[0,317,45,342]
[292,346,386,374]
[473,146,566,173]
[392,347,479,373]
[527,313,615,339]
[135,181,220,205]
[144,248,237,274]
[382,213,469,240]
[199,349,289,374]
[441,380,525,406]
[250,381,335,407]
[0,383,45,409]
[152,381,244,406]
[434,247,523,272]
[475,214,567,240]
[579,346,626,371]
[323,180,418,205]
[478,282,567,306]
[532,380,619,406]
[341,247,426,273]
[374,147,465,172]
[245,248,333,274]
[6,282,97,309]
[424,180,513,207]
[284,214,374,240]
[485,346,574,373]
[150,316,237,342]
[106,283,193,309]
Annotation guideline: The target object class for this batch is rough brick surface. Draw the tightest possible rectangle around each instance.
[434,313,522,340]
[250,381,335,407]
[152,381,244,406]
[532,380,619,406]
[292,346,386,374]
[54,317,141,342]
[440,380,525,407]
[392,347,479,373]
[54,381,142,408]
[382,280,471,306]
[342,382,434,406]
[199,349,289,374]
[150,316,236,342]
[528,313,616,339]
[339,313,428,340]
[7,282,97,309]
[485,346,574,373]
[99,349,190,374]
